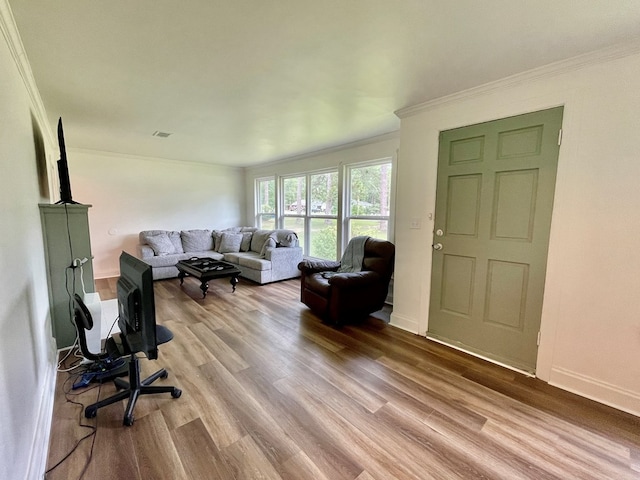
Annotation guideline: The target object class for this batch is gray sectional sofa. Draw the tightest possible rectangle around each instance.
[136,227,302,284]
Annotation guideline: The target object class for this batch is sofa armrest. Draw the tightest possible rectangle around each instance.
[137,244,154,259]
[298,259,341,274]
[265,245,302,262]
[328,271,381,288]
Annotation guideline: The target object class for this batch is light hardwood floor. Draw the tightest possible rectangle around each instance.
[45,276,640,479]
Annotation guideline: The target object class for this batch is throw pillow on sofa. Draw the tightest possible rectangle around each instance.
[219,232,243,253]
[250,230,275,253]
[212,230,223,251]
[167,231,185,253]
[145,232,176,256]
[251,229,278,258]
[240,232,253,252]
[141,230,184,254]
[261,237,277,257]
[181,229,214,252]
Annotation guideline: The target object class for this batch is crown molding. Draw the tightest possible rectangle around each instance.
[252,130,400,170]
[395,37,640,119]
[0,0,55,147]
[69,147,245,172]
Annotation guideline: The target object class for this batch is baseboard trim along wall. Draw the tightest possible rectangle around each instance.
[388,314,640,416]
[549,366,640,417]
[26,359,56,480]
[389,312,419,334]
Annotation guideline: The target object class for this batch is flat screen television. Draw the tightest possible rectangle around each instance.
[55,117,78,204]
[117,251,158,359]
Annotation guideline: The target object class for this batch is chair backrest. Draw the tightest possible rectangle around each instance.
[73,294,107,362]
[362,237,395,280]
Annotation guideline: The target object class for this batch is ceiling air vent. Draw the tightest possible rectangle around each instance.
[152,131,172,138]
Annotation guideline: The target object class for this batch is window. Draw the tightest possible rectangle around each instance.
[309,171,338,259]
[309,217,337,259]
[281,171,339,259]
[256,177,275,229]
[283,176,306,215]
[253,158,393,261]
[346,161,392,243]
[282,175,306,249]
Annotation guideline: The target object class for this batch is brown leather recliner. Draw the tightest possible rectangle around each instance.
[298,237,395,325]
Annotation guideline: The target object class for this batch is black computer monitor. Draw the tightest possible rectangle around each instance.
[116,251,158,359]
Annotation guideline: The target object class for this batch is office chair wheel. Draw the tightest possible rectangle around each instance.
[124,415,134,427]
[85,406,97,419]
[160,370,168,379]
[171,388,182,398]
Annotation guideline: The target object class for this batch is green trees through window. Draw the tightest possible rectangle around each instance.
[347,163,391,241]
[258,159,392,260]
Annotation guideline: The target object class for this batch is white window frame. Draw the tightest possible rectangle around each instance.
[280,168,339,258]
[343,158,393,251]
[252,155,394,261]
[255,176,276,229]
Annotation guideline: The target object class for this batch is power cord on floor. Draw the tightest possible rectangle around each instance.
[45,355,106,479]
[57,340,83,373]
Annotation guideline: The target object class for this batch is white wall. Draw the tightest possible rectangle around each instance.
[392,43,640,415]
[69,150,246,278]
[0,6,58,478]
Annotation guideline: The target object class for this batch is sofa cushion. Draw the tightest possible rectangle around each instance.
[188,251,224,261]
[140,230,167,243]
[212,230,223,251]
[181,229,213,252]
[251,229,276,254]
[167,231,184,253]
[222,252,242,264]
[221,251,270,270]
[140,230,184,254]
[144,252,191,268]
[238,256,271,271]
[240,232,253,252]
[145,232,176,256]
[219,232,243,253]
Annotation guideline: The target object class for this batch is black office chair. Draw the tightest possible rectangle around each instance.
[73,294,181,426]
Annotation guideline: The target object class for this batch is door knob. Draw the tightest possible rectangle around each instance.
[433,243,443,251]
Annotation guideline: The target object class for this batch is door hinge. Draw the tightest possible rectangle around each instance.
[537,331,541,346]
[557,129,563,146]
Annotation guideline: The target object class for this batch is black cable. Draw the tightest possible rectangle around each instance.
[44,360,104,479]
[46,309,125,478]
[77,400,100,480]
[65,266,77,328]
[63,203,76,328]
[105,315,119,342]
[46,180,102,479]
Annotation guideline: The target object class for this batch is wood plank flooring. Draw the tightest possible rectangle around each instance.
[45,276,640,479]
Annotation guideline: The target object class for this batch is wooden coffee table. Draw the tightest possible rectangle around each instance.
[176,258,241,298]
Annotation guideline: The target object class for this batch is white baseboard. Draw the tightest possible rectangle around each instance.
[388,312,639,417]
[26,357,57,480]
[549,366,640,417]
[389,312,419,334]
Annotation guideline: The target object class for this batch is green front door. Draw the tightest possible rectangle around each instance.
[428,107,563,373]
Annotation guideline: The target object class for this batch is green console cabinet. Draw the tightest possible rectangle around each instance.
[39,204,96,349]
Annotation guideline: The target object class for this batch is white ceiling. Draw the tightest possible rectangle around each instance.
[10,1,640,167]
